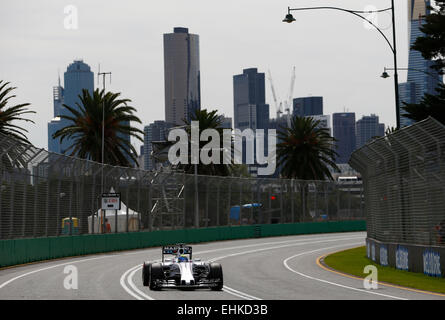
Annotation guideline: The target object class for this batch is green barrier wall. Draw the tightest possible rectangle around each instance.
[0,220,366,268]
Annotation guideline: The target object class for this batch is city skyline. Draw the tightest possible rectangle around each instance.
[45,57,389,168]
[2,0,443,153]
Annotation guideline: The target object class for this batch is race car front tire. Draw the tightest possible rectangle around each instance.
[149,263,164,291]
[142,263,150,287]
[208,263,223,291]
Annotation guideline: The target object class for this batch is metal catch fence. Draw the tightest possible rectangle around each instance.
[350,117,445,247]
[0,133,364,240]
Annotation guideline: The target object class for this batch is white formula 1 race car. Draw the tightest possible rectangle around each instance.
[142,243,223,291]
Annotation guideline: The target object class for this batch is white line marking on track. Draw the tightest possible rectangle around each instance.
[128,266,155,300]
[122,235,364,300]
[283,243,408,300]
[120,265,146,300]
[208,236,364,263]
[223,286,261,300]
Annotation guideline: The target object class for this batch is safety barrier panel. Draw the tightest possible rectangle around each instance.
[0,220,365,268]
[366,238,445,278]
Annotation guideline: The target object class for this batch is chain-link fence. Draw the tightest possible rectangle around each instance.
[0,133,364,240]
[350,117,445,247]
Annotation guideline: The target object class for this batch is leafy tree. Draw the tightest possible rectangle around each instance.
[53,89,143,167]
[0,80,35,143]
[0,80,36,171]
[402,83,445,125]
[411,1,445,75]
[402,2,445,125]
[277,116,339,181]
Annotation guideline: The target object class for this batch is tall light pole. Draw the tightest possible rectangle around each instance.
[283,1,401,129]
[98,68,111,233]
[390,0,400,130]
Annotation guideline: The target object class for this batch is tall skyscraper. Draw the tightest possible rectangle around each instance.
[398,0,443,127]
[48,60,94,154]
[233,68,270,176]
[164,27,201,126]
[48,76,65,153]
[356,114,385,149]
[61,60,94,118]
[333,113,356,164]
[233,68,269,131]
[293,96,323,117]
[144,121,171,171]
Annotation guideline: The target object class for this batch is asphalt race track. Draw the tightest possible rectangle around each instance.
[0,232,444,300]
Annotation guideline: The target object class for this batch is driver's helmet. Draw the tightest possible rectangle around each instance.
[178,255,188,262]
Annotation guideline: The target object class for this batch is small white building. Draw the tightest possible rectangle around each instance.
[88,201,141,233]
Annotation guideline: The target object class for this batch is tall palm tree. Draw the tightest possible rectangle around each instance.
[277,116,339,222]
[0,80,35,143]
[0,81,35,171]
[277,115,339,180]
[53,88,143,167]
[179,109,232,176]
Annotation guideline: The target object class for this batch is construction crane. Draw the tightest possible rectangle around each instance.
[267,70,283,119]
[285,66,296,128]
[267,67,296,127]
[284,66,296,117]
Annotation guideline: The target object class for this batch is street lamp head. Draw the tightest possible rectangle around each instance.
[283,13,296,23]
[381,71,390,79]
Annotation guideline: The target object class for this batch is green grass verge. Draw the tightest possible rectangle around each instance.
[323,246,445,295]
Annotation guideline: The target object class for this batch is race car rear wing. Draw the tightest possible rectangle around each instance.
[162,244,192,261]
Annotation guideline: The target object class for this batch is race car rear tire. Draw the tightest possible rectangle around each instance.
[149,263,164,291]
[142,263,150,287]
[208,263,223,291]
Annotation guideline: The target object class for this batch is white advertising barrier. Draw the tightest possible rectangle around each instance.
[423,250,441,277]
[379,244,388,267]
[396,245,409,271]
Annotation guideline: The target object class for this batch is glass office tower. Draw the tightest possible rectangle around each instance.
[233,68,270,176]
[164,27,201,126]
[48,60,94,154]
[399,0,443,127]
[355,114,385,149]
[333,113,356,164]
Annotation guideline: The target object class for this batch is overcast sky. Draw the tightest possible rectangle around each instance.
[0,0,425,151]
